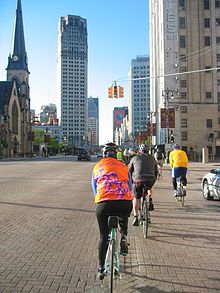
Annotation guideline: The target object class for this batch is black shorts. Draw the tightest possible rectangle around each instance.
[132,181,155,199]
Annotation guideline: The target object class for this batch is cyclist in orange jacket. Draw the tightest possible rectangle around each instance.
[91,142,133,279]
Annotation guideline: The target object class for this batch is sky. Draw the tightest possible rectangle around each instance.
[0,0,149,145]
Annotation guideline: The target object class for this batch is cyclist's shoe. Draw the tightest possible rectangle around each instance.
[132,216,139,226]
[149,198,154,211]
[120,237,129,255]
[183,186,186,196]
[173,190,177,197]
[98,266,105,280]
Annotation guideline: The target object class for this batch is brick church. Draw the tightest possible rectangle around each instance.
[0,0,31,157]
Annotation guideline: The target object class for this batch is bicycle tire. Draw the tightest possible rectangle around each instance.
[142,200,149,238]
[109,240,115,293]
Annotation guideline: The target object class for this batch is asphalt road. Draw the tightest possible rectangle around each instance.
[0,156,220,293]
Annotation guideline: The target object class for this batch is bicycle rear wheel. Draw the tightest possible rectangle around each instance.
[142,200,149,238]
[109,240,115,293]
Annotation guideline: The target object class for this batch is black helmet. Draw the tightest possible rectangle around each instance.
[139,144,148,153]
[102,142,118,157]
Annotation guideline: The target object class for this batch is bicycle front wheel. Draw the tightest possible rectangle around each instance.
[142,201,149,238]
[109,240,115,293]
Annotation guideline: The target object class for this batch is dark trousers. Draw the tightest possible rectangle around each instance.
[96,200,132,267]
[172,167,187,190]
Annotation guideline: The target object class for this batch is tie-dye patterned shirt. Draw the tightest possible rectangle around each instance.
[91,157,133,203]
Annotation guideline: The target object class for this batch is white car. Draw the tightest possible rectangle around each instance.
[201,168,220,200]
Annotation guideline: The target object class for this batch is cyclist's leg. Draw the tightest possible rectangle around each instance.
[117,200,132,254]
[172,168,180,195]
[145,181,156,211]
[132,182,142,226]
[96,202,112,269]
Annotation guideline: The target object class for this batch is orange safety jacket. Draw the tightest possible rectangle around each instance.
[92,157,133,204]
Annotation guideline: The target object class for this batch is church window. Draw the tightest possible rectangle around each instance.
[12,101,19,134]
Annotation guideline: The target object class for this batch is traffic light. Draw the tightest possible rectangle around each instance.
[113,85,118,98]
[119,86,124,98]
[108,86,113,98]
[170,130,174,143]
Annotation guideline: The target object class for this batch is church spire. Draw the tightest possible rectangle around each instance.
[7,0,28,71]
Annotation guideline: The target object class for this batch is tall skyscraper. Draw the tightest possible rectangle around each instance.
[128,56,150,139]
[57,15,88,148]
[150,0,220,156]
[88,96,99,146]
[88,96,99,120]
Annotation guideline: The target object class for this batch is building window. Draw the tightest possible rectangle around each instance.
[181,92,187,99]
[180,36,186,48]
[204,18,210,28]
[181,106,187,113]
[206,92,212,99]
[180,54,186,62]
[217,37,220,44]
[218,105,220,111]
[205,66,211,72]
[180,66,186,72]
[217,79,220,86]
[181,80,187,87]
[179,0,185,9]
[216,19,220,26]
[181,119,187,128]
[207,119,212,128]
[204,0,210,9]
[217,54,220,62]
[218,92,220,102]
[216,0,220,8]
[205,36,211,46]
[179,17,186,29]
[182,132,187,141]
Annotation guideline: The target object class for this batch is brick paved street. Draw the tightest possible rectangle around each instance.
[0,157,220,293]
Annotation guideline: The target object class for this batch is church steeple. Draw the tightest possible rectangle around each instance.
[7,0,28,71]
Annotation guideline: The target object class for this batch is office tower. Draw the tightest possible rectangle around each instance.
[150,0,220,156]
[58,15,88,148]
[128,56,150,139]
[88,96,99,146]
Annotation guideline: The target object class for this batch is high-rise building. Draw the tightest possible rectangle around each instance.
[88,96,99,146]
[150,0,220,157]
[128,56,150,140]
[57,15,88,148]
[88,96,99,120]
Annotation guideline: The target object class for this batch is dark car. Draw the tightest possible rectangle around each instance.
[201,168,220,200]
[77,150,91,161]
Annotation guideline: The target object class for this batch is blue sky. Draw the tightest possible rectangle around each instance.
[0,0,149,144]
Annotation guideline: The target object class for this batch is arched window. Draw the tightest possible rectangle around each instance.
[12,101,18,134]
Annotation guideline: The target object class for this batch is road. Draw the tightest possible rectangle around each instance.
[0,157,220,293]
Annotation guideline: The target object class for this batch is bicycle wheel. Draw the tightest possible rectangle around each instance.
[142,200,149,238]
[109,240,115,293]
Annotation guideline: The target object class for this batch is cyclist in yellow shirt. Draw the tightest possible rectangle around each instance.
[169,144,188,196]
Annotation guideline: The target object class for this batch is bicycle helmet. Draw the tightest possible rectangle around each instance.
[139,144,148,153]
[102,142,118,158]
[173,143,180,149]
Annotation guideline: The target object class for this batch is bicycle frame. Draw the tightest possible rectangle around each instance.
[140,193,151,238]
[176,176,185,207]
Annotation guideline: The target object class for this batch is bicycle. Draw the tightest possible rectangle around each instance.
[176,176,186,207]
[103,215,126,292]
[139,189,151,238]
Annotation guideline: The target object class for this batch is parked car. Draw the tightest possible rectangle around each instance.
[77,150,91,161]
[201,168,220,200]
